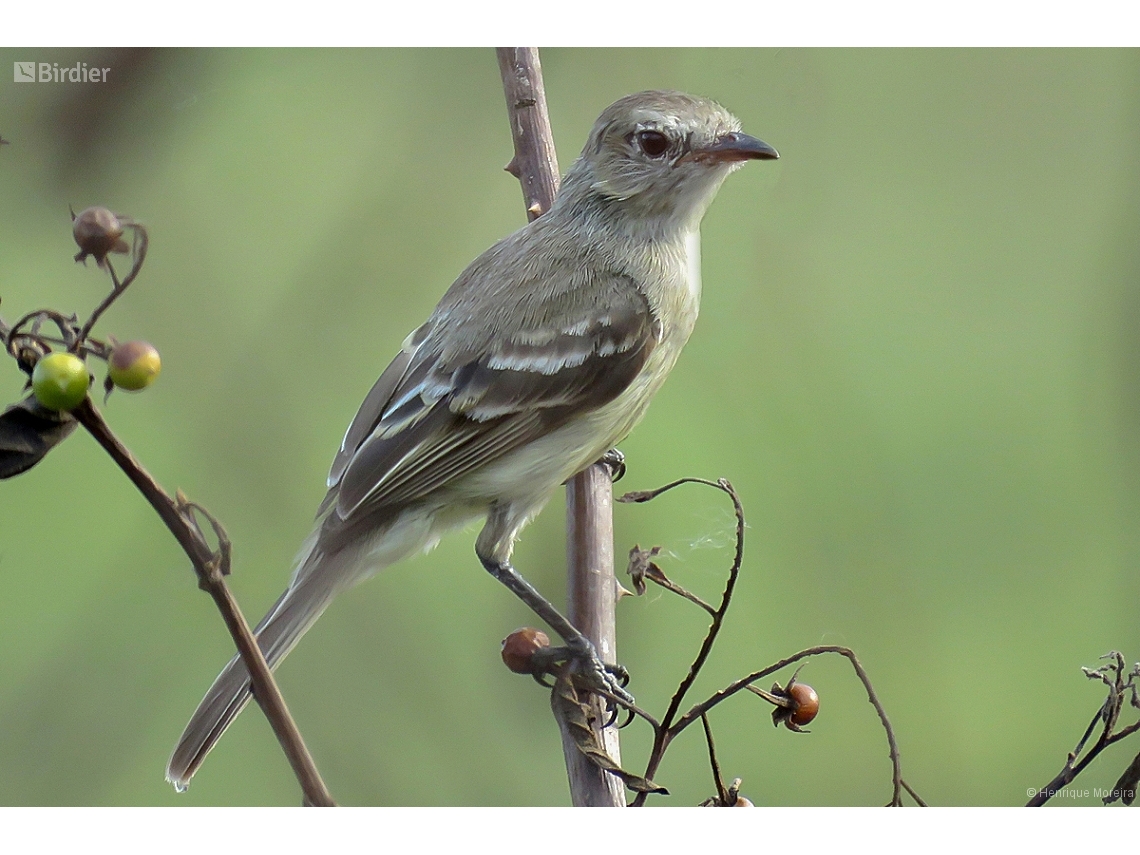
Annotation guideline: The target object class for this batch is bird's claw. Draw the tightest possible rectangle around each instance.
[599,448,626,482]
[605,662,630,687]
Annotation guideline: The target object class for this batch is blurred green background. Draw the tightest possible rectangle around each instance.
[0,48,1138,806]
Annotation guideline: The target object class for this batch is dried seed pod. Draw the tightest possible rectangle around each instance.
[72,206,129,266]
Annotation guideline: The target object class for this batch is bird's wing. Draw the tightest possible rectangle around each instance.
[318,272,659,545]
[325,324,427,492]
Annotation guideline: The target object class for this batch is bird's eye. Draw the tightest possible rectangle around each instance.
[635,130,670,159]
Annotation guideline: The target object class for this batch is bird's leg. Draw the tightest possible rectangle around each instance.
[477,552,633,703]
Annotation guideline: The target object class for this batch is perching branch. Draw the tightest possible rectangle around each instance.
[496,46,625,807]
[497,48,560,222]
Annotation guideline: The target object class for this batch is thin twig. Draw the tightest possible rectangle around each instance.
[6,309,81,357]
[654,578,715,615]
[72,397,335,806]
[667,645,905,806]
[74,223,148,348]
[902,777,928,807]
[619,479,743,728]
[620,478,913,806]
[1028,652,1140,806]
[619,477,745,805]
[700,713,728,805]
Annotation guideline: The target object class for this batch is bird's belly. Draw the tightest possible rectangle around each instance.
[455,336,685,506]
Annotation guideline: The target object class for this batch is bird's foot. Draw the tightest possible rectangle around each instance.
[563,637,633,704]
[598,448,626,482]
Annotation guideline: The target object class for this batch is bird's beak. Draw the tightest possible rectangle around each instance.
[683,132,780,165]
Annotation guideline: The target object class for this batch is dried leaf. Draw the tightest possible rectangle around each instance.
[0,395,78,479]
[626,544,652,596]
[551,673,667,795]
[1104,749,1140,805]
[644,562,670,586]
[626,544,664,597]
[616,490,655,503]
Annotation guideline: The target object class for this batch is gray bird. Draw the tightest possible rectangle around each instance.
[167,90,778,790]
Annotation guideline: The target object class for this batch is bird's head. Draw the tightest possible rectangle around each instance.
[561,90,778,233]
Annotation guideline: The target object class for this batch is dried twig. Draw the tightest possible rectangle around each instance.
[669,645,909,806]
[73,220,147,348]
[73,395,335,806]
[1028,652,1140,806]
[618,477,917,807]
[700,713,729,805]
[618,477,745,806]
[1,217,335,806]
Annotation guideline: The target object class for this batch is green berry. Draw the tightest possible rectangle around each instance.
[31,352,90,411]
[108,341,161,391]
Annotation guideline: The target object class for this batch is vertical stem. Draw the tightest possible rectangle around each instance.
[496,47,625,807]
[565,465,625,806]
[495,48,559,221]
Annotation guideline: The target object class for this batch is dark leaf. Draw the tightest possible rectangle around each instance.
[551,672,668,795]
[1104,749,1140,805]
[626,544,665,597]
[616,490,656,503]
[0,396,78,478]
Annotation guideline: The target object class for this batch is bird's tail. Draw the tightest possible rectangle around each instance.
[165,547,348,791]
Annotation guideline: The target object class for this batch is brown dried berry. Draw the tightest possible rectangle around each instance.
[71,206,130,267]
[500,627,550,674]
[733,796,754,807]
[787,682,819,726]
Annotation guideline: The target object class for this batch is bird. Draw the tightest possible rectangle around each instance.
[167,90,778,790]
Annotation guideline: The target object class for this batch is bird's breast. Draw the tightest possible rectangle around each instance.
[684,230,703,307]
